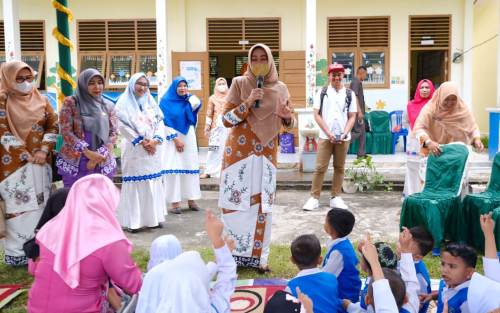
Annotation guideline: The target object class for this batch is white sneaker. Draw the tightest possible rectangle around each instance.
[303,197,319,211]
[330,196,348,209]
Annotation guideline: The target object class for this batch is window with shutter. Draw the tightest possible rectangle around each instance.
[77,19,157,88]
[0,20,46,88]
[410,16,451,49]
[207,18,280,52]
[328,16,390,88]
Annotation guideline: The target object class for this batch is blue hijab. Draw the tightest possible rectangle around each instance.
[159,76,201,135]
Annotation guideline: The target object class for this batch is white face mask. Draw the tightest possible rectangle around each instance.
[216,85,227,93]
[16,81,34,94]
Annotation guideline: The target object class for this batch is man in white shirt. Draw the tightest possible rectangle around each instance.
[303,63,357,211]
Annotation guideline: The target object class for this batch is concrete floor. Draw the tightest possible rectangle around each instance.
[126,190,403,250]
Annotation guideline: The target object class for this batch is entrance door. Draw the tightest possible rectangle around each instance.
[410,50,448,97]
[171,52,210,146]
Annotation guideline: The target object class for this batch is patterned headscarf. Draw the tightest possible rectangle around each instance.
[374,242,397,270]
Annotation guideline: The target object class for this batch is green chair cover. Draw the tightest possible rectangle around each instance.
[367,111,392,154]
[461,152,500,253]
[400,143,470,248]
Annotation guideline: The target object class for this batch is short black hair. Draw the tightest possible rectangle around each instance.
[357,66,367,72]
[326,208,355,238]
[368,268,406,309]
[443,243,477,268]
[291,234,321,269]
[409,226,434,257]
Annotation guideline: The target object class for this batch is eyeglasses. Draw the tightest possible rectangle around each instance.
[15,75,35,83]
[136,82,149,89]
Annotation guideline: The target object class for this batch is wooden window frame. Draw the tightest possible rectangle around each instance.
[106,51,136,89]
[78,51,107,75]
[77,19,157,89]
[136,50,158,88]
[327,16,390,89]
[206,17,281,52]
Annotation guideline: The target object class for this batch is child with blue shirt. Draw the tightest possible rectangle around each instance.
[396,226,434,313]
[322,208,361,304]
[286,234,341,313]
[427,243,477,313]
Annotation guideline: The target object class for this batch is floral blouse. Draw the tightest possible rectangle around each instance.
[0,98,58,183]
[56,96,118,177]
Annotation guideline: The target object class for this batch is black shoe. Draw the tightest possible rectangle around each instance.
[171,207,182,214]
[150,223,163,229]
[127,228,140,234]
[189,205,200,211]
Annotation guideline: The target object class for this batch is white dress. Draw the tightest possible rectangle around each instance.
[163,125,201,203]
[204,115,228,178]
[115,80,167,230]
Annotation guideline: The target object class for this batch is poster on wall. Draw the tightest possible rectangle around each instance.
[180,61,202,90]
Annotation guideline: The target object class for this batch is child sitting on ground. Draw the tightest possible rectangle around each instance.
[361,238,408,313]
[344,241,398,312]
[322,208,361,303]
[396,226,433,313]
[344,230,420,313]
[135,210,237,313]
[286,234,341,313]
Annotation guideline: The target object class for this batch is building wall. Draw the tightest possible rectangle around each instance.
[1,0,482,126]
[472,0,499,133]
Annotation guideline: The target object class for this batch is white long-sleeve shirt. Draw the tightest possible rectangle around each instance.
[399,253,420,313]
[322,237,346,277]
[483,257,500,283]
[210,245,238,313]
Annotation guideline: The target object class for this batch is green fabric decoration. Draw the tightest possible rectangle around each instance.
[460,152,500,252]
[367,111,392,154]
[400,143,469,248]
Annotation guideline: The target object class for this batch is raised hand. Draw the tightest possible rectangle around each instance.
[205,209,224,249]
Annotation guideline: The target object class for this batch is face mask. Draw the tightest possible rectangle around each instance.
[16,81,34,94]
[216,85,227,93]
[251,63,270,77]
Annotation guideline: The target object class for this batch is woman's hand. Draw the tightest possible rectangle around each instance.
[427,140,442,156]
[141,139,157,155]
[31,150,48,165]
[245,88,264,107]
[83,149,106,163]
[204,125,211,138]
[473,138,484,152]
[276,99,293,120]
[173,137,184,153]
[86,160,97,171]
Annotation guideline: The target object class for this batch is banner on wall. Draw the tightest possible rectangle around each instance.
[180,61,202,90]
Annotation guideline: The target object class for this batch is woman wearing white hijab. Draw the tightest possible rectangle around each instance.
[115,73,166,232]
[136,210,237,313]
[147,234,183,271]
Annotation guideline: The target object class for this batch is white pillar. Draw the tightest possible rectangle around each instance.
[462,0,473,107]
[2,0,21,61]
[305,0,317,108]
[156,0,171,98]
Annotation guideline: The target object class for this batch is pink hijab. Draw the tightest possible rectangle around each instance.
[36,174,131,289]
[407,79,435,130]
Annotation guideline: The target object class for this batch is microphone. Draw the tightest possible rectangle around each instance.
[255,75,264,108]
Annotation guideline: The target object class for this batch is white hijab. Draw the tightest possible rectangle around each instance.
[136,251,215,313]
[115,72,163,139]
[147,235,183,271]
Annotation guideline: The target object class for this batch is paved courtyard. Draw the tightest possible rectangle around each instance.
[126,190,403,250]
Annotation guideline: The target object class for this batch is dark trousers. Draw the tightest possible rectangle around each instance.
[351,121,366,157]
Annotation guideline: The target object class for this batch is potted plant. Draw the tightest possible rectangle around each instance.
[343,156,384,193]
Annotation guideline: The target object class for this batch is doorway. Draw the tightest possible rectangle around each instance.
[410,50,448,97]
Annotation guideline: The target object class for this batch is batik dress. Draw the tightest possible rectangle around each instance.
[0,99,58,265]
[218,102,293,268]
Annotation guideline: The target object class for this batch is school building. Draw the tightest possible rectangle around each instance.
[0,0,499,148]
